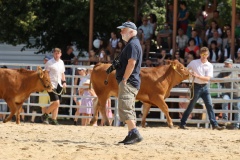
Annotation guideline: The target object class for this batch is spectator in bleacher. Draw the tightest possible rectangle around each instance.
[208,40,222,63]
[115,40,125,59]
[61,46,77,76]
[185,51,196,67]
[205,20,222,42]
[191,29,203,47]
[99,49,109,62]
[143,58,154,67]
[222,24,231,39]
[234,48,240,63]
[136,13,143,28]
[194,10,207,36]
[108,31,120,60]
[207,30,223,49]
[222,29,235,61]
[215,58,240,130]
[166,3,173,29]
[138,15,153,59]
[178,1,189,34]
[173,50,185,65]
[88,50,98,65]
[155,49,171,66]
[155,55,164,66]
[222,29,233,50]
[176,28,189,58]
[185,38,200,59]
[149,13,157,40]
[137,28,145,54]
[156,23,172,50]
[207,10,224,29]
[235,12,240,42]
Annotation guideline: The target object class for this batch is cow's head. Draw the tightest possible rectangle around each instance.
[167,60,190,80]
[37,66,52,91]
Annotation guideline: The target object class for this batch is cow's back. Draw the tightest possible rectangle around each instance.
[0,69,22,99]
[0,68,38,100]
[136,65,170,100]
[91,63,118,98]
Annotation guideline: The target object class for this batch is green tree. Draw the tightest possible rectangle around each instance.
[1,0,240,54]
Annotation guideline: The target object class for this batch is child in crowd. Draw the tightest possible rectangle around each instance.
[79,79,96,126]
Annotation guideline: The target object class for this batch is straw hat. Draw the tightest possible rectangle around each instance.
[83,79,90,85]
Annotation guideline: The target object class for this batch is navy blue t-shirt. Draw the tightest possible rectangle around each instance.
[116,36,142,89]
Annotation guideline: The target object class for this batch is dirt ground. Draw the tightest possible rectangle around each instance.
[0,122,240,160]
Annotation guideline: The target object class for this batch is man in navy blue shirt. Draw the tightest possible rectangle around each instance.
[115,22,143,145]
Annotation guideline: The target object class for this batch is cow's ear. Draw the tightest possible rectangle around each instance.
[37,66,44,78]
[37,66,42,71]
[164,60,171,65]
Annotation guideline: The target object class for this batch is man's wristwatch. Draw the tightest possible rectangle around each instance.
[122,77,127,82]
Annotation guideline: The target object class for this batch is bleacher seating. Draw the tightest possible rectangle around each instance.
[0,43,48,64]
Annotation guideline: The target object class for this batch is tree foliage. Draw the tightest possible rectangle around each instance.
[0,0,240,53]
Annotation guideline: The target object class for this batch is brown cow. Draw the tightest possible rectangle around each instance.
[0,67,52,124]
[90,60,190,128]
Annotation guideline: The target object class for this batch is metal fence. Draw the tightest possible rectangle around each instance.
[0,62,240,128]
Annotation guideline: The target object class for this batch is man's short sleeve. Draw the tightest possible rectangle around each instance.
[126,44,139,61]
[45,61,50,71]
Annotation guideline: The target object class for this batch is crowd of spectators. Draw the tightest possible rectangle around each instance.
[1,1,240,128]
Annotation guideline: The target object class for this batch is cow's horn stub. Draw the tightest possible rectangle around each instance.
[38,66,44,78]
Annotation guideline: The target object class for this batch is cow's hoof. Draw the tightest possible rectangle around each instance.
[141,122,148,128]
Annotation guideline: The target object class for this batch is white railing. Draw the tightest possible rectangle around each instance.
[0,62,240,128]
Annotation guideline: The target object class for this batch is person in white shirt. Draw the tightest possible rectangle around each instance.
[179,47,225,130]
[41,48,66,125]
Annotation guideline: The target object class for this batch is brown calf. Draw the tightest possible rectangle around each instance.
[90,60,190,128]
[0,67,52,124]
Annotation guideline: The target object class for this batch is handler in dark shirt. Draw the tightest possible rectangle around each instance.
[61,46,77,84]
[116,22,143,145]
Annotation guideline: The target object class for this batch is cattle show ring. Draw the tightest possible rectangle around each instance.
[0,62,240,160]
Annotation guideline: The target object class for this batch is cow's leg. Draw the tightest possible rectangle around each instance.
[89,98,100,126]
[3,100,17,123]
[99,97,110,126]
[90,96,109,126]
[141,103,151,128]
[99,99,110,126]
[155,96,173,128]
[16,104,23,124]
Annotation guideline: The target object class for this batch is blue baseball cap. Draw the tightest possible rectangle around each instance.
[44,55,52,60]
[117,21,137,30]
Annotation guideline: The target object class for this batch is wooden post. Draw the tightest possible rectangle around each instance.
[134,0,138,23]
[172,0,178,56]
[231,0,236,60]
[88,0,94,53]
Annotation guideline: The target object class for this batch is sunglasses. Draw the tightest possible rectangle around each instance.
[200,53,208,56]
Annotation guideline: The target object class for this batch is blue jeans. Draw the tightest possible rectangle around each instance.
[65,68,73,85]
[222,94,240,128]
[180,84,218,126]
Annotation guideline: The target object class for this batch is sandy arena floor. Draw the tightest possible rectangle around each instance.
[0,122,240,160]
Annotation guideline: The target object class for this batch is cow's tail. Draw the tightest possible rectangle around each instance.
[89,78,92,90]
